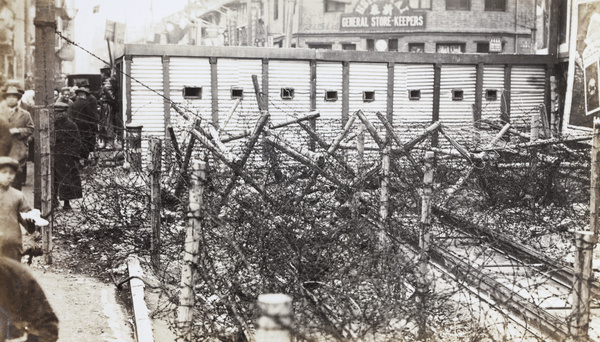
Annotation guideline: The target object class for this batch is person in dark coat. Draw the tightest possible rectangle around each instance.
[0,256,59,342]
[0,115,12,157]
[52,102,82,210]
[70,87,98,164]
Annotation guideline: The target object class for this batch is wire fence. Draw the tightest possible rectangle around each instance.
[46,110,594,342]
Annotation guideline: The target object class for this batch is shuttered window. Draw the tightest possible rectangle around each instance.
[447,0,469,10]
[485,0,505,11]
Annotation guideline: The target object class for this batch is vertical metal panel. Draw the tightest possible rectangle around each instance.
[393,64,435,126]
[439,65,477,126]
[217,58,262,133]
[349,62,388,123]
[316,61,343,122]
[481,65,505,123]
[510,65,546,127]
[130,57,164,137]
[268,60,311,124]
[168,57,212,128]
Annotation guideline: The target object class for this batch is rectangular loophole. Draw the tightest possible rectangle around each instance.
[280,87,295,99]
[363,91,375,102]
[486,89,498,101]
[324,90,338,101]
[452,89,464,101]
[231,87,244,99]
[409,89,421,100]
[183,86,202,99]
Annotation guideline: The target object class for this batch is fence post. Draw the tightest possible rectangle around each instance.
[530,112,540,141]
[357,123,365,174]
[177,160,206,340]
[379,146,390,247]
[569,231,594,341]
[417,150,434,339]
[149,138,162,269]
[40,108,53,264]
[125,123,143,172]
[255,294,292,342]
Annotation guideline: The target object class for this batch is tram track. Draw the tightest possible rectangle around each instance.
[412,206,600,340]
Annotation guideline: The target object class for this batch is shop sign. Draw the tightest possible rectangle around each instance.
[341,0,426,31]
[489,38,502,52]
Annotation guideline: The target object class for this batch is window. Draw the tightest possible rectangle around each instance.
[231,87,243,99]
[485,0,505,11]
[477,43,490,53]
[183,86,202,99]
[486,89,498,101]
[325,0,346,12]
[409,43,425,53]
[367,39,375,51]
[409,0,432,9]
[452,89,464,101]
[388,39,399,52]
[363,91,375,102]
[409,90,421,100]
[342,43,356,50]
[308,43,333,50]
[436,43,465,53]
[274,0,279,20]
[325,90,338,101]
[280,87,294,99]
[446,0,469,10]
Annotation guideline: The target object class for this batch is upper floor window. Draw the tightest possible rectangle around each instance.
[409,43,425,53]
[325,0,346,12]
[274,0,279,20]
[446,0,469,10]
[436,43,465,53]
[409,0,432,9]
[485,0,505,11]
[342,43,356,50]
[308,43,333,50]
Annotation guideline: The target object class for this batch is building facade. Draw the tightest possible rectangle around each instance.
[191,0,560,55]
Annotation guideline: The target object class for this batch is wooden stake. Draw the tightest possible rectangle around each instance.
[417,151,434,339]
[569,231,594,341]
[178,160,206,340]
[40,108,53,264]
[255,294,292,342]
[380,146,390,230]
[327,114,356,155]
[175,119,201,198]
[221,98,242,132]
[149,138,162,269]
[168,125,183,168]
[590,117,600,241]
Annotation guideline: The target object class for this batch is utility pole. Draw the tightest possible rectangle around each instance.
[33,0,56,264]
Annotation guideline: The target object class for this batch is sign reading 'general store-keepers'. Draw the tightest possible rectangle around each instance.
[340,0,426,30]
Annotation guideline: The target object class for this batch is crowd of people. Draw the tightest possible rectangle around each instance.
[0,73,119,341]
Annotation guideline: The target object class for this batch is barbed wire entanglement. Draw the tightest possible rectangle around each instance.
[47,96,595,342]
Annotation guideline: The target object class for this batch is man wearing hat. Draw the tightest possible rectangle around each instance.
[71,85,99,164]
[52,101,82,210]
[0,85,34,190]
[56,86,73,107]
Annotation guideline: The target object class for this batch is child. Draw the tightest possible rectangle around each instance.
[0,156,36,261]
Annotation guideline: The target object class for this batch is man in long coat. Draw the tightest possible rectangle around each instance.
[52,102,82,210]
[70,87,98,163]
[0,85,34,190]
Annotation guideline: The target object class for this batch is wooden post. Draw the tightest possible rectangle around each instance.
[356,123,366,175]
[125,123,143,172]
[531,112,540,141]
[379,146,390,245]
[40,108,53,264]
[590,118,600,241]
[33,0,56,209]
[167,125,183,168]
[178,161,206,340]
[569,231,595,341]
[417,151,435,339]
[255,294,292,342]
[149,138,162,269]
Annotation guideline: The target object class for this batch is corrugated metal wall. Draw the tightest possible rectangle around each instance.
[268,60,312,124]
[216,58,262,133]
[393,64,435,137]
[439,65,476,126]
[130,57,164,137]
[349,62,388,123]
[168,57,212,128]
[315,61,343,121]
[510,65,546,128]
[481,65,505,123]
